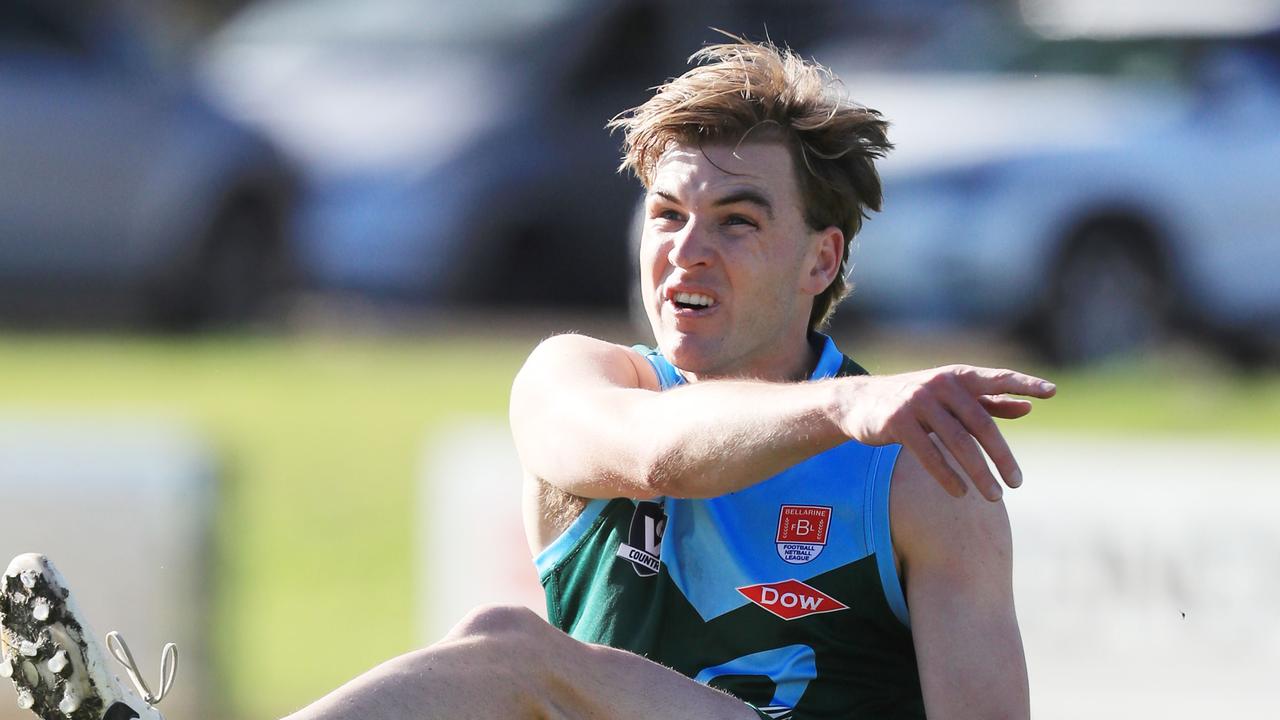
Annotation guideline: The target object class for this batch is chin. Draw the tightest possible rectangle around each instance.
[657,332,723,376]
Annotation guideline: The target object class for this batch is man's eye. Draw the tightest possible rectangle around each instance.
[654,209,684,222]
[725,215,757,228]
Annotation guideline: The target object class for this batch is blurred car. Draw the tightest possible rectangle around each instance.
[199,0,863,308]
[0,0,295,327]
[836,31,1280,364]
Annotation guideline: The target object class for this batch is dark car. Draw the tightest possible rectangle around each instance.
[0,0,296,327]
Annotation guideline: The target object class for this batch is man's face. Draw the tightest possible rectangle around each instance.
[640,141,835,380]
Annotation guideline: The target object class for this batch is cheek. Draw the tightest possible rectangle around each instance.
[744,247,805,311]
[733,243,789,288]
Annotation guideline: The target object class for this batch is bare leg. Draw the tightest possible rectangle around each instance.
[284,605,757,720]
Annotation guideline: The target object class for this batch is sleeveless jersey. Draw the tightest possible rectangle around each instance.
[536,335,924,719]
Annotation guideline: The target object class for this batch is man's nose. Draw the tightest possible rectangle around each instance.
[668,219,714,268]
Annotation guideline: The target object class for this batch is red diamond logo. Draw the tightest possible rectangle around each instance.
[736,579,849,621]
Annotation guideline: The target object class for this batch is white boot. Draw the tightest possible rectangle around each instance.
[1,554,173,720]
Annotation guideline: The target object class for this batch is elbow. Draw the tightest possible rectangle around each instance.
[636,438,691,499]
[636,451,677,500]
[638,439,716,499]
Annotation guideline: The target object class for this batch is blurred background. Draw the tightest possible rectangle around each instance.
[1,0,1278,718]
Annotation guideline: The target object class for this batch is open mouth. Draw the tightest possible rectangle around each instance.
[668,290,717,313]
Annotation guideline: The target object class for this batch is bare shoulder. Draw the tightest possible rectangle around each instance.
[516,333,659,392]
[889,441,1027,717]
[889,439,1013,575]
[514,334,658,549]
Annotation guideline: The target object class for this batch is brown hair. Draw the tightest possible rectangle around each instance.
[610,38,892,331]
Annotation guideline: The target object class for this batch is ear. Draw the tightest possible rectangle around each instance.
[800,226,844,296]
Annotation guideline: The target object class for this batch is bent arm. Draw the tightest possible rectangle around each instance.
[511,334,1055,502]
[891,444,1030,719]
[509,334,849,499]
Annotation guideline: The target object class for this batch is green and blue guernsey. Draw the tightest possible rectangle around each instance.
[536,335,925,719]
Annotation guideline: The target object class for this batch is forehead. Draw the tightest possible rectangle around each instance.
[650,142,799,202]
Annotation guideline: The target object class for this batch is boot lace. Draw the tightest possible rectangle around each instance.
[105,631,178,712]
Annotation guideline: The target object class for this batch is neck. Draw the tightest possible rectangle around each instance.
[685,329,821,384]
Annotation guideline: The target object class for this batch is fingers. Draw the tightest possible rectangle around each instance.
[860,366,1052,502]
[944,388,1022,491]
[954,366,1056,399]
[979,396,1033,419]
[896,419,968,499]
[919,396,1005,501]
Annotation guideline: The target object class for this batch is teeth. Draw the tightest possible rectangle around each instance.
[16,688,33,710]
[19,640,37,657]
[673,291,714,307]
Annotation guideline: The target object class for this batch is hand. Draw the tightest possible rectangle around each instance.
[838,366,1056,501]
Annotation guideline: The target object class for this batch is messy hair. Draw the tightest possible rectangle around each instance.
[609,38,892,331]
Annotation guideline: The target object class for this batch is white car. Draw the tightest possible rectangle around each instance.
[838,35,1280,364]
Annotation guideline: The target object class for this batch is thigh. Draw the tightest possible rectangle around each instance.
[441,605,761,720]
[543,638,761,720]
[284,606,762,720]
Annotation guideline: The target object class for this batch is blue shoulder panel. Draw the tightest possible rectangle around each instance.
[632,344,686,390]
[535,498,610,580]
[811,334,845,379]
[867,444,909,626]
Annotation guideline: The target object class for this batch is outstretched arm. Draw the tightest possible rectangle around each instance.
[892,442,1030,719]
[510,333,1055,501]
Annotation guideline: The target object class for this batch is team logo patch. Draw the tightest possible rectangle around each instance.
[775,504,831,564]
[736,579,848,621]
[616,500,666,577]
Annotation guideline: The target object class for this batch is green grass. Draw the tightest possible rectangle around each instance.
[1021,364,1280,438]
[0,331,1274,719]
[843,336,1280,439]
[0,332,532,719]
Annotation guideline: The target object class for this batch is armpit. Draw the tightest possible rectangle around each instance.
[536,477,590,537]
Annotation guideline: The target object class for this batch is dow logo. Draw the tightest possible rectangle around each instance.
[736,579,848,621]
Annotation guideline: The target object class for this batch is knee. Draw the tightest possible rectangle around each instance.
[446,604,550,642]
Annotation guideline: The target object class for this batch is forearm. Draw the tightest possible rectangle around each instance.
[631,377,850,498]
[514,372,854,500]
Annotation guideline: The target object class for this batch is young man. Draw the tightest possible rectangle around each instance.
[2,40,1052,720]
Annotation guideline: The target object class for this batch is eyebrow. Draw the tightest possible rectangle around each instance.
[649,188,775,220]
[713,189,774,220]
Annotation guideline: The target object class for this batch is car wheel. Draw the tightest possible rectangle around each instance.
[152,198,287,330]
[1041,225,1171,365]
